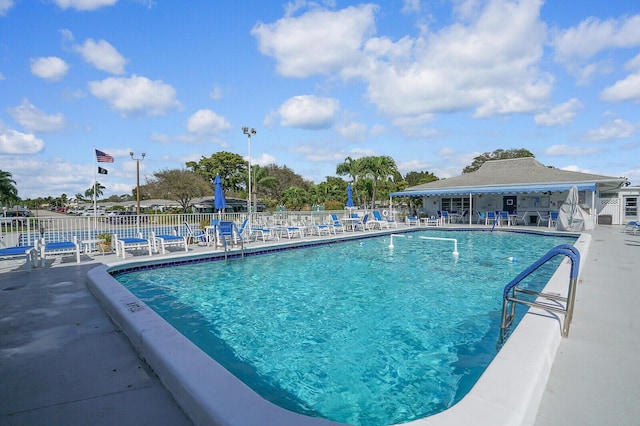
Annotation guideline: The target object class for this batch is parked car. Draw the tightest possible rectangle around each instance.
[0,209,30,227]
[82,208,106,217]
[107,211,148,224]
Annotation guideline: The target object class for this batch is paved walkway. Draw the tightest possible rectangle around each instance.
[534,226,640,425]
[0,261,192,425]
[1,225,638,425]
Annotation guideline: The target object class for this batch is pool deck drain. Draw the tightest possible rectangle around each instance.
[0,225,638,425]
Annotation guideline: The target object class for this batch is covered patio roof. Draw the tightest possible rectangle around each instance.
[391,158,627,198]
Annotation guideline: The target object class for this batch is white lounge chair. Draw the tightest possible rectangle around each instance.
[371,211,391,229]
[0,244,38,271]
[330,214,346,233]
[405,215,419,226]
[183,221,208,245]
[512,211,530,226]
[151,231,188,254]
[40,236,81,266]
[114,233,153,259]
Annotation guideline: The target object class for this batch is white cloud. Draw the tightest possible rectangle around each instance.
[53,0,117,11]
[150,132,171,145]
[278,95,339,129]
[369,124,386,136]
[252,4,378,78]
[250,152,277,167]
[601,73,640,103]
[401,0,420,14]
[209,85,223,100]
[7,98,67,133]
[626,53,640,71]
[73,39,127,74]
[0,125,45,154]
[553,14,640,64]
[88,75,181,117]
[336,120,367,142]
[364,0,550,118]
[583,119,635,142]
[186,109,232,134]
[30,57,69,81]
[0,0,15,16]
[255,0,551,122]
[534,98,583,127]
[545,144,598,156]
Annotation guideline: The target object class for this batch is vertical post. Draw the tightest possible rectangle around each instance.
[242,127,256,236]
[130,152,146,229]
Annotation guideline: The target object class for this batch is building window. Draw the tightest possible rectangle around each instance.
[624,197,638,218]
[441,197,470,213]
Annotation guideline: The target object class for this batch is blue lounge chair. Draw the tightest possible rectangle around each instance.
[151,231,188,254]
[485,211,497,225]
[330,214,346,233]
[441,211,451,224]
[40,237,81,266]
[113,233,152,259]
[252,225,275,241]
[218,221,245,248]
[183,221,208,245]
[498,211,510,226]
[0,244,38,271]
[624,221,640,234]
[405,215,419,226]
[371,210,391,229]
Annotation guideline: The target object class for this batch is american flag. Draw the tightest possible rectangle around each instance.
[95,149,114,163]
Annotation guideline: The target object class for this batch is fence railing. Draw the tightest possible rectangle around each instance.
[1,210,386,247]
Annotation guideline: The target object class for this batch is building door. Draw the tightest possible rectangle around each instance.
[502,195,517,214]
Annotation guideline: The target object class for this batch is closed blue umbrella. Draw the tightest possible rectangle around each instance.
[214,174,227,219]
[346,183,354,208]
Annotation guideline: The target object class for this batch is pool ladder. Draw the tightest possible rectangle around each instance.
[219,221,244,261]
[500,244,580,341]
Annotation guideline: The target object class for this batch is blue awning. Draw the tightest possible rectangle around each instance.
[390,182,597,198]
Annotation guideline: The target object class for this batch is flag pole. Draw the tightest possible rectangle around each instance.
[93,147,97,233]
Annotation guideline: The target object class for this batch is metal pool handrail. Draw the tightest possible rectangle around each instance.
[500,244,580,341]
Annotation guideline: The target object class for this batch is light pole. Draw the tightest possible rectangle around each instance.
[242,126,256,233]
[130,151,146,216]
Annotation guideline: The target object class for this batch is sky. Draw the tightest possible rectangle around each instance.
[1,0,639,200]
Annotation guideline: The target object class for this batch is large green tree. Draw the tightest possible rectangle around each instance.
[463,148,534,173]
[261,164,312,200]
[0,170,19,207]
[187,151,247,194]
[282,186,308,210]
[405,171,439,186]
[142,168,212,212]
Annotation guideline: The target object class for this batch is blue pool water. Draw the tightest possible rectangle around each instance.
[116,230,575,425]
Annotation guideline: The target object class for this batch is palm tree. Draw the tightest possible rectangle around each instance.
[336,156,363,206]
[282,186,308,210]
[360,156,398,209]
[0,170,19,207]
[84,181,106,200]
[251,164,279,209]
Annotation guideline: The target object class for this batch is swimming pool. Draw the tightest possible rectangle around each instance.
[111,230,576,425]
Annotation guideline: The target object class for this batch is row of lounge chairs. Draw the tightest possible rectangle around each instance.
[0,212,401,270]
[0,237,82,271]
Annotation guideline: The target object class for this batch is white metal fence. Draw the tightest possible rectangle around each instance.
[1,210,373,247]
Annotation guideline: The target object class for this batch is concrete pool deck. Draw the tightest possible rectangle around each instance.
[1,225,638,425]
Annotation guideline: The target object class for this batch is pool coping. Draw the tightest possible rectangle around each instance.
[86,229,591,426]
